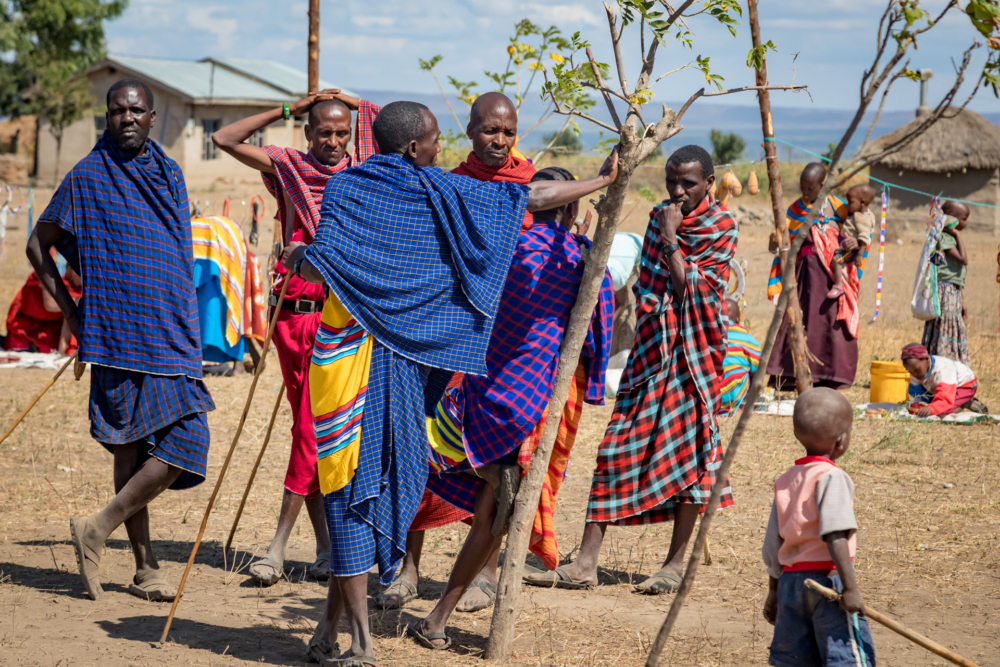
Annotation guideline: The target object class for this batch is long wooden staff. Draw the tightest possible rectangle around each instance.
[804,579,982,667]
[160,278,290,644]
[224,383,286,554]
[0,352,78,446]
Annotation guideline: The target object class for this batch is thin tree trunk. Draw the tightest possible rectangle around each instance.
[307,0,320,94]
[748,0,812,394]
[53,133,62,186]
[485,148,635,662]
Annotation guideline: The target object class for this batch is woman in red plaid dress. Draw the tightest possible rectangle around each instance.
[525,145,737,595]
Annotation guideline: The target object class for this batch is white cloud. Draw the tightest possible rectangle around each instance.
[186,7,239,50]
[351,15,395,28]
[521,3,601,26]
[322,34,407,55]
[763,18,858,30]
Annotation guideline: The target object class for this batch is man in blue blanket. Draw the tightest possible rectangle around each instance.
[284,101,618,664]
[26,78,214,603]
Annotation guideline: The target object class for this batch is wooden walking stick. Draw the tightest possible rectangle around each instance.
[0,352,78,446]
[160,278,290,644]
[224,383,286,554]
[804,579,983,667]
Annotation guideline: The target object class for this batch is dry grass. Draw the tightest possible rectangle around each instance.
[0,188,998,666]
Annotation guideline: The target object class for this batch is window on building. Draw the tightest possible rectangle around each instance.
[249,129,265,148]
[94,115,107,136]
[202,119,220,160]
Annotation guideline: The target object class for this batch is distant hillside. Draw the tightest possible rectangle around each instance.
[355,89,1000,162]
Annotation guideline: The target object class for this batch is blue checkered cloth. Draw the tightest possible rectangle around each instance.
[39,132,203,378]
[307,153,528,584]
[90,365,215,490]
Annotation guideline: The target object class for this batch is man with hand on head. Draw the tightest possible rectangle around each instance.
[525,145,737,595]
[284,100,619,664]
[212,89,381,587]
[27,78,215,603]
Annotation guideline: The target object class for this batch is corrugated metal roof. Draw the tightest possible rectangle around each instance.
[95,55,346,104]
[204,58,355,98]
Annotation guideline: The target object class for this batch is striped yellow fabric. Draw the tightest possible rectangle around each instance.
[191,216,246,348]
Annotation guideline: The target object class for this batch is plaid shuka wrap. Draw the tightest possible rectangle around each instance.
[586,197,738,525]
[305,152,528,583]
[451,152,537,230]
[39,132,202,378]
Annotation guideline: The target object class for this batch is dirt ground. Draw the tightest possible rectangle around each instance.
[1,182,999,666]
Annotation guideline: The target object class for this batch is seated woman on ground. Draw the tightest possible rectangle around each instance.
[901,343,987,417]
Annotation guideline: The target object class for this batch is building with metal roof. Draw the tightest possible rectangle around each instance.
[37,55,353,188]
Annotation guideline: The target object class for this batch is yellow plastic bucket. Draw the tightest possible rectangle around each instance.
[870,361,910,403]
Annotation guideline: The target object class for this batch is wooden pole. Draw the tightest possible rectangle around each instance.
[747,0,812,394]
[804,580,983,667]
[224,383,287,554]
[484,150,630,662]
[0,352,78,446]
[307,0,320,94]
[160,278,290,644]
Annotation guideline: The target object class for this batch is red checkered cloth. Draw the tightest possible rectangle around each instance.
[261,100,381,242]
[586,196,737,525]
[451,152,536,230]
[410,489,473,530]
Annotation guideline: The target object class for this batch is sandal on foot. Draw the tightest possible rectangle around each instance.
[826,285,845,300]
[306,639,338,664]
[309,555,331,582]
[491,464,521,537]
[457,576,496,613]
[248,555,283,586]
[128,568,177,602]
[634,568,682,595]
[522,565,595,590]
[69,517,104,600]
[373,578,417,610]
[323,657,377,667]
[407,620,452,651]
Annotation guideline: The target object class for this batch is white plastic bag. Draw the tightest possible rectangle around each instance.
[910,200,944,321]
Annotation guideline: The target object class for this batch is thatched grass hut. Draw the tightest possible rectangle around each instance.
[867,106,1000,234]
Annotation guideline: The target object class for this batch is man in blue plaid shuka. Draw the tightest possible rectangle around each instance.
[27,79,214,605]
[285,101,619,660]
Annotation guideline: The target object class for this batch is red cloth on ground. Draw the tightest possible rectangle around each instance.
[275,306,323,498]
[451,152,537,230]
[4,272,81,353]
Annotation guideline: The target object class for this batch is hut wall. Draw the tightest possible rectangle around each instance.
[870,166,1000,235]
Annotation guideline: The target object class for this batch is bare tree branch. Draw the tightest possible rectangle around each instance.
[604,2,631,98]
[635,0,697,92]
[859,62,910,151]
[585,47,623,129]
[674,84,807,126]
[531,114,576,162]
[650,61,697,87]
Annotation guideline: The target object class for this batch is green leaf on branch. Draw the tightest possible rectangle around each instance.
[746,40,777,70]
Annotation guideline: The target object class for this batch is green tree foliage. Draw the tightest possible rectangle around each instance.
[541,127,583,154]
[708,129,745,165]
[0,0,127,117]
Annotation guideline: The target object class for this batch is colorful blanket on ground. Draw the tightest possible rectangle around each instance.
[587,197,737,525]
[451,152,537,231]
[261,100,380,242]
[310,292,373,495]
[766,195,848,303]
[718,323,761,416]
[304,152,528,584]
[39,132,202,378]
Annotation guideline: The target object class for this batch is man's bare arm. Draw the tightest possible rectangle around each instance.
[212,89,348,174]
[26,222,80,338]
[526,147,618,212]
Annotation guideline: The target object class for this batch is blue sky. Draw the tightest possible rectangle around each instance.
[105,0,997,113]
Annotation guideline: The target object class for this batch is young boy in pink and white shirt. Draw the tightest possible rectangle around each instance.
[762,388,875,667]
[901,343,983,417]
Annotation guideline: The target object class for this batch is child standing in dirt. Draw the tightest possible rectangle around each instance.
[828,184,876,299]
[761,388,876,667]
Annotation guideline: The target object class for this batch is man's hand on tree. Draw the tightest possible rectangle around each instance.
[598,146,620,184]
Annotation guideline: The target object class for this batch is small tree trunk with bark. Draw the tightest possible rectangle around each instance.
[748,0,812,394]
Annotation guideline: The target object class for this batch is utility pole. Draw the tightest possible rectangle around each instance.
[748,0,812,393]
[308,0,320,93]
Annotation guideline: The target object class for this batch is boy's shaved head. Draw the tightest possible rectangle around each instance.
[726,296,741,324]
[942,200,970,221]
[793,388,853,457]
[847,184,875,204]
